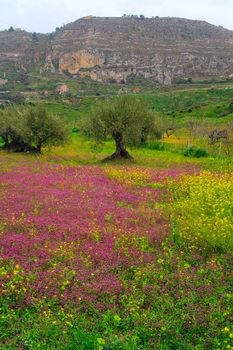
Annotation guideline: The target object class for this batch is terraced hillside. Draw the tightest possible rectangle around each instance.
[1,17,233,85]
[50,17,233,84]
[0,30,47,78]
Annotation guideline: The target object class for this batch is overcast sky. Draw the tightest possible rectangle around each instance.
[0,0,233,33]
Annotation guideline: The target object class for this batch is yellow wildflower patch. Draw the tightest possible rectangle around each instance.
[104,167,151,186]
[171,171,233,252]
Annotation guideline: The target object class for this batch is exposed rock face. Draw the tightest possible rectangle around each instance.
[1,17,233,85]
[58,50,104,74]
[48,17,233,84]
[0,78,7,85]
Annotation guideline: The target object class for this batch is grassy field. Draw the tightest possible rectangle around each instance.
[0,85,233,349]
[0,133,233,349]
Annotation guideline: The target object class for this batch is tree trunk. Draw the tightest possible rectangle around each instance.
[103,132,133,161]
[36,142,42,153]
[4,137,9,151]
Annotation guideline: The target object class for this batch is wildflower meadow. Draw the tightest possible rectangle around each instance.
[0,152,232,349]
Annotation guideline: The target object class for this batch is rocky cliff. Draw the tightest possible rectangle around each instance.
[1,17,233,85]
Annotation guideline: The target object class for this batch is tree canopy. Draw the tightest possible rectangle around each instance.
[0,104,68,152]
[24,105,68,152]
[81,95,164,160]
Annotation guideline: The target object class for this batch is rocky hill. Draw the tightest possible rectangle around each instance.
[1,16,233,86]
[0,30,47,78]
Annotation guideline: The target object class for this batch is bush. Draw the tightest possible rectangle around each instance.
[183,146,208,158]
[72,127,79,133]
[0,136,4,147]
[229,100,233,113]
[146,142,165,151]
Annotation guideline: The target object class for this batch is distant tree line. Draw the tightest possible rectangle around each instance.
[122,14,160,19]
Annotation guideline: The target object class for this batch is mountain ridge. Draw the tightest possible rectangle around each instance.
[1,16,233,86]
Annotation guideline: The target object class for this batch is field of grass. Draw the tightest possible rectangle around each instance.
[0,132,232,349]
[0,85,233,349]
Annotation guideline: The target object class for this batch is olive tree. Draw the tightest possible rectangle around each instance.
[0,105,68,152]
[81,95,163,161]
[0,105,26,150]
[23,105,68,153]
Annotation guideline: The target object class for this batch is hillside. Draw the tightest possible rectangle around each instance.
[1,16,233,86]
[0,30,47,79]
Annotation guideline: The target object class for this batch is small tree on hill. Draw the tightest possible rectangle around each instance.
[32,32,38,41]
[80,96,161,161]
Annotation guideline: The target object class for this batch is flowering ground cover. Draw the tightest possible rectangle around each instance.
[0,153,232,349]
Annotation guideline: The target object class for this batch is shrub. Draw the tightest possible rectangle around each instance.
[72,127,79,133]
[146,142,165,151]
[229,100,233,113]
[183,146,208,158]
[0,136,4,147]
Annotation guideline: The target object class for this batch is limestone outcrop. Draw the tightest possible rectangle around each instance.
[58,50,104,75]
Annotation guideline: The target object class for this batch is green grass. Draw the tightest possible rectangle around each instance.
[135,88,233,125]
[0,85,232,350]
[41,134,232,172]
[1,83,233,161]
[0,148,232,349]
[33,85,233,131]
